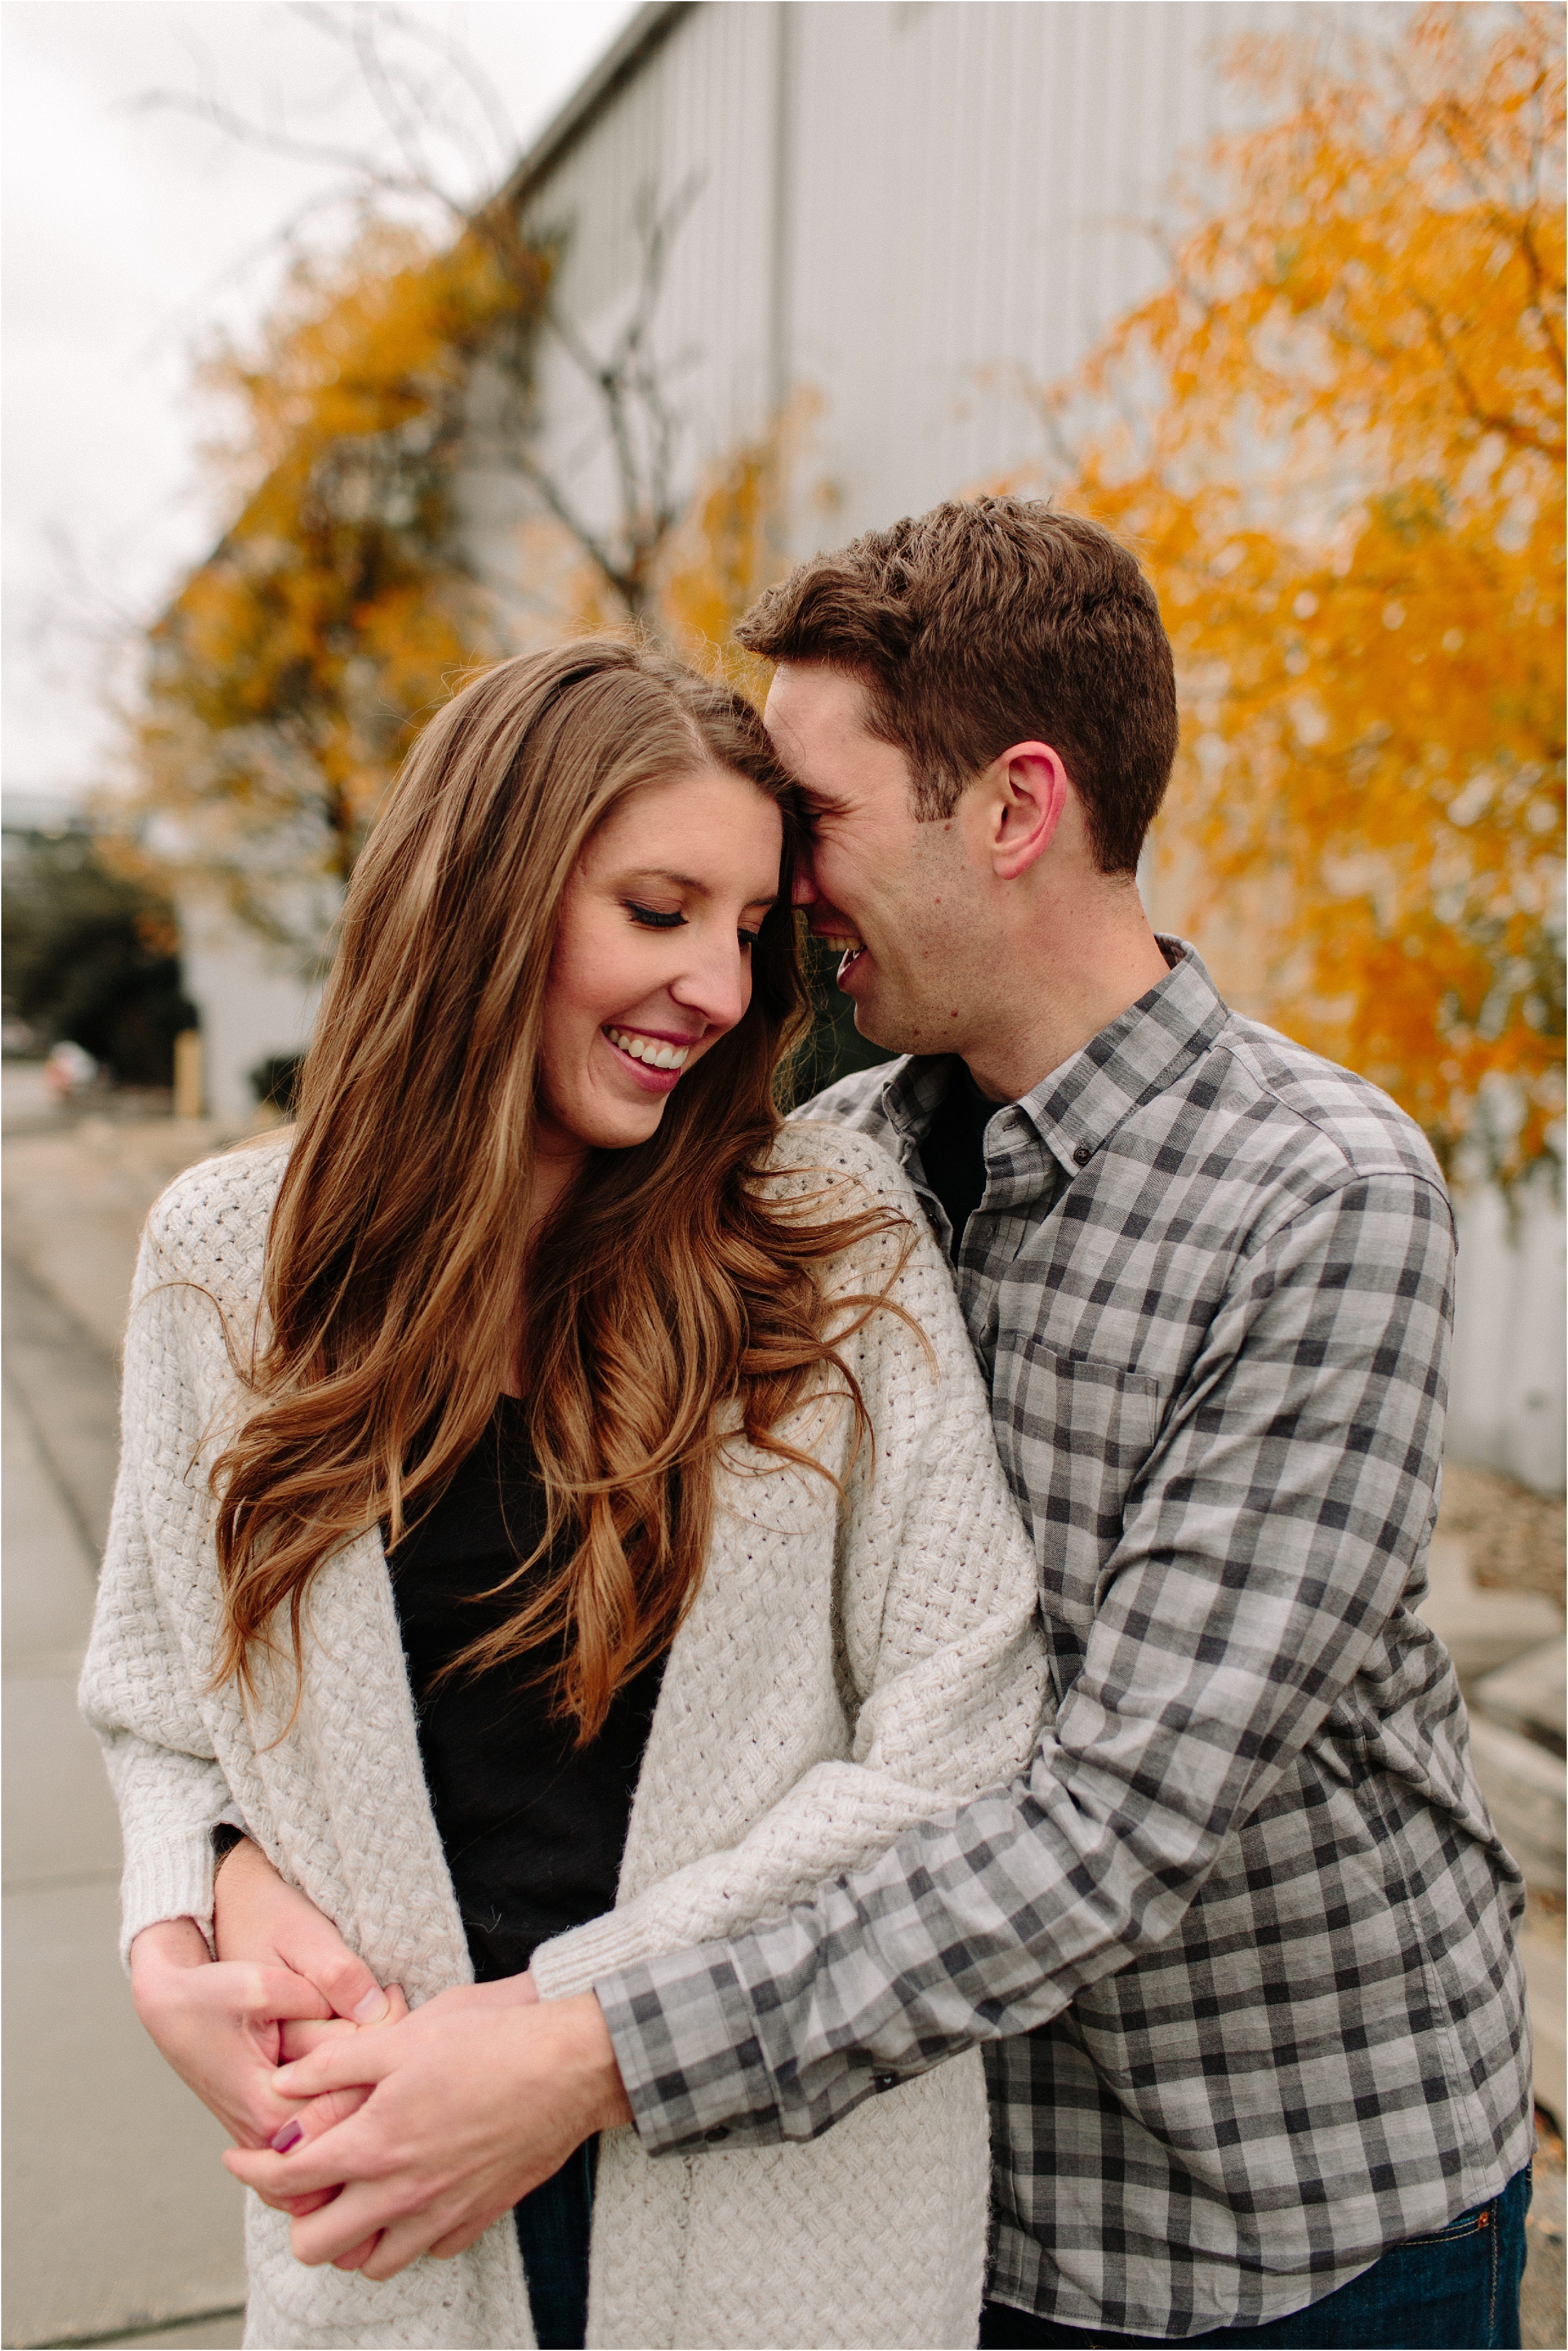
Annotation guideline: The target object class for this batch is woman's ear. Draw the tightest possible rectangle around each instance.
[982,743,1069,881]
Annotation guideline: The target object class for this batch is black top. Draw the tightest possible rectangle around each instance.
[387,1398,665,1983]
[918,1061,1005,1249]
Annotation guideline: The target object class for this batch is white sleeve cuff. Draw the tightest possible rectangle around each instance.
[119,1829,218,1969]
[529,1903,676,2001]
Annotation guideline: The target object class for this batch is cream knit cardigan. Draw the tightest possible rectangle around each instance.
[80,1122,1048,2351]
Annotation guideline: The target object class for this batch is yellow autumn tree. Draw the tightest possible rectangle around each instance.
[133,214,542,957]
[658,390,826,694]
[130,171,732,963]
[1049,4,1563,1180]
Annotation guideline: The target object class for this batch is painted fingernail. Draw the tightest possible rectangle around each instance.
[352,1987,390,2024]
[271,2120,304,2153]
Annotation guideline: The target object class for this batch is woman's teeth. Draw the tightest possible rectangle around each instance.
[607,1027,689,1069]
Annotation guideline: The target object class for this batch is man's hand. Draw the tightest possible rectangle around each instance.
[223,1988,632,2281]
[259,1975,535,2271]
[215,1837,391,2025]
[278,1970,539,2073]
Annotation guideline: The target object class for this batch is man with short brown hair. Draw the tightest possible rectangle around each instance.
[738,499,1177,862]
[736,499,1180,1098]
[569,498,1532,2348]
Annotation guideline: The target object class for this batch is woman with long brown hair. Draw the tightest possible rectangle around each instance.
[81,641,1046,2350]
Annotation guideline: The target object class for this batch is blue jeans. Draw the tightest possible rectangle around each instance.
[513,2138,597,2350]
[978,2165,1531,2350]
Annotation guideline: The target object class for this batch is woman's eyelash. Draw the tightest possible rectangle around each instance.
[627,902,761,946]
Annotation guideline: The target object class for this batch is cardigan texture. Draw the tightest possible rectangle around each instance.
[80,1123,1049,2351]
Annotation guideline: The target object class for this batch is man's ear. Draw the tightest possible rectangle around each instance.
[979,743,1069,881]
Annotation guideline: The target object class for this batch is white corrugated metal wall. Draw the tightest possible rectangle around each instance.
[464,0,1353,580]
[1449,1175,1566,1494]
[460,3,783,615]
[779,0,1303,535]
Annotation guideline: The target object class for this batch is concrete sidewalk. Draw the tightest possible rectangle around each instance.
[3,1250,245,2350]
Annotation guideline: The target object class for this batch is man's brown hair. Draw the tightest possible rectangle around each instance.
[735,497,1178,873]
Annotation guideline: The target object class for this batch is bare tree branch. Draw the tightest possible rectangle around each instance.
[135,7,701,634]
[313,2,515,180]
[512,174,704,619]
[128,82,460,221]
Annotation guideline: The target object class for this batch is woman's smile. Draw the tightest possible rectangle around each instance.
[601,1024,697,1089]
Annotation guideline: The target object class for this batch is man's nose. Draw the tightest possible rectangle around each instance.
[791,856,820,908]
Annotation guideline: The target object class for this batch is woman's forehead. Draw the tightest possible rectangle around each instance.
[589,765,783,870]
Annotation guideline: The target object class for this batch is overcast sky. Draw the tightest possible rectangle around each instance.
[2,0,635,816]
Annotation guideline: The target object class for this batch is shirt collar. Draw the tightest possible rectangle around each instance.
[872,939,1229,1181]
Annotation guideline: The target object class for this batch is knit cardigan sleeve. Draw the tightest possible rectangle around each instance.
[530,1130,1049,2000]
[78,1177,248,1965]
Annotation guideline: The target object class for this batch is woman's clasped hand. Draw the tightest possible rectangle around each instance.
[127,1913,346,2157]
[130,1837,415,2234]
[226,1983,627,2283]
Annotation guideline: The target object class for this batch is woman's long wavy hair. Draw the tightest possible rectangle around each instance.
[210,640,911,1740]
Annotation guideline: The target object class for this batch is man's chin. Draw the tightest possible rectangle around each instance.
[842,970,920,1058]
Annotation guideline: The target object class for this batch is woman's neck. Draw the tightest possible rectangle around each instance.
[526,1132,586,1246]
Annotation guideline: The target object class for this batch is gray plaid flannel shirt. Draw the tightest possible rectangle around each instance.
[596,941,1532,2339]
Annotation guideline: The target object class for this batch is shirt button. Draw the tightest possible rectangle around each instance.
[873,2071,899,2091]
[1073,1142,1093,1166]
[702,2125,729,2143]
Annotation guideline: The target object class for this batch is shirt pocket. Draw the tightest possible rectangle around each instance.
[993,1339,1163,1672]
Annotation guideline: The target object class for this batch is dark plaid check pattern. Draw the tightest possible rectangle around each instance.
[596,942,1533,2339]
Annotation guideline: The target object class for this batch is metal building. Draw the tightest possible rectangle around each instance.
[461,0,1333,608]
